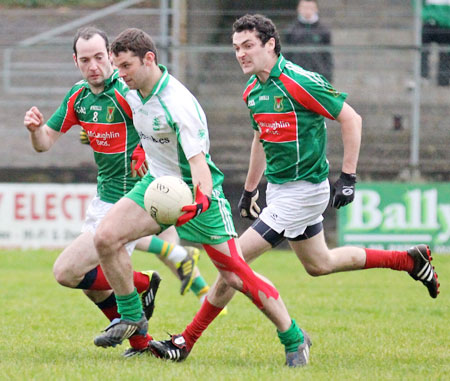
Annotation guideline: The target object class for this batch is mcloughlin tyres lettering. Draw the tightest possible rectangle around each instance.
[338,182,450,253]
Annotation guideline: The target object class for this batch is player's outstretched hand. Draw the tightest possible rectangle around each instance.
[238,189,261,220]
[80,128,90,145]
[130,144,148,177]
[330,172,356,209]
[24,106,44,133]
[176,186,211,226]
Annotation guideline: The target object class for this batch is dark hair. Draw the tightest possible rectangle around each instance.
[73,26,109,56]
[232,14,281,55]
[111,28,158,64]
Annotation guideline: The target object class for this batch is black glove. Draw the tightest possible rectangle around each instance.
[330,172,357,209]
[238,189,261,220]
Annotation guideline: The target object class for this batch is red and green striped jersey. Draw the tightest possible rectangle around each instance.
[47,70,140,203]
[243,54,347,184]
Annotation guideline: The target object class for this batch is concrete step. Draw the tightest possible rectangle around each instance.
[333,28,413,46]
[0,8,162,46]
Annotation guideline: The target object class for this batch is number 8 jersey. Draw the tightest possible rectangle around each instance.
[47,70,140,203]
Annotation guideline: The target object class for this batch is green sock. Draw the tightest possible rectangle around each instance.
[148,236,189,263]
[190,275,209,296]
[148,236,174,258]
[277,319,304,353]
[116,289,143,322]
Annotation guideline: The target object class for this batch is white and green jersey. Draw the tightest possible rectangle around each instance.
[47,70,140,203]
[243,54,347,184]
[126,65,224,188]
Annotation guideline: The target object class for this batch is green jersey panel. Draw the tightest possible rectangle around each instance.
[47,71,140,203]
[243,55,347,184]
[126,174,236,245]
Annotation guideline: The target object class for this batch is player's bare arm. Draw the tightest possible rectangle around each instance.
[188,152,213,197]
[24,106,62,152]
[336,102,362,174]
[174,152,212,227]
[244,130,266,191]
[239,130,265,219]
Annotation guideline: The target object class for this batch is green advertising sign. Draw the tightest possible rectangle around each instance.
[338,182,450,254]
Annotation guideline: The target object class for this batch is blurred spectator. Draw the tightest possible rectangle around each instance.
[284,0,333,82]
[421,0,450,86]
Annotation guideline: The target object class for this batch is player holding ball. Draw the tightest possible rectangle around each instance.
[92,27,309,367]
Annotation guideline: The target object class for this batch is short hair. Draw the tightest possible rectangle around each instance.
[232,14,281,56]
[111,28,158,64]
[73,26,109,56]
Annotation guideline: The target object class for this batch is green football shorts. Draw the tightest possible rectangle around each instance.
[126,174,237,245]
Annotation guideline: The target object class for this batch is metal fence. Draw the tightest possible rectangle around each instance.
[1,1,449,184]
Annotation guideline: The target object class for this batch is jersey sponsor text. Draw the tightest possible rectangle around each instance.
[80,122,127,153]
[253,112,298,143]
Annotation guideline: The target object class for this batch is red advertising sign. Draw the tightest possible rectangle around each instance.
[0,183,96,248]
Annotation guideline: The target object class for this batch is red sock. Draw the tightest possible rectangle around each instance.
[129,333,153,350]
[364,249,414,272]
[96,292,120,321]
[87,266,149,292]
[182,298,224,351]
[133,271,150,294]
[90,265,110,290]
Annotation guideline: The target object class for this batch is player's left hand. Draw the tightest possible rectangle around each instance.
[238,188,261,220]
[130,144,148,177]
[330,172,357,209]
[176,186,211,226]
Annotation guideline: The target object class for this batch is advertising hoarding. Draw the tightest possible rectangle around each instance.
[0,183,96,248]
[338,182,450,253]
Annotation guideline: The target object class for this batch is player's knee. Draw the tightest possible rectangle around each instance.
[208,277,235,303]
[53,261,75,287]
[303,261,333,277]
[52,264,66,286]
[219,272,243,291]
[94,227,116,258]
[216,277,235,297]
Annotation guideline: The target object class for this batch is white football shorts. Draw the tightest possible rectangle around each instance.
[81,196,137,255]
[259,179,329,239]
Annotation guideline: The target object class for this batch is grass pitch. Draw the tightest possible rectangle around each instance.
[0,248,448,380]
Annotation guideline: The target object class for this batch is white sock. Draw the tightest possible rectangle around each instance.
[167,245,188,263]
[199,294,207,304]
